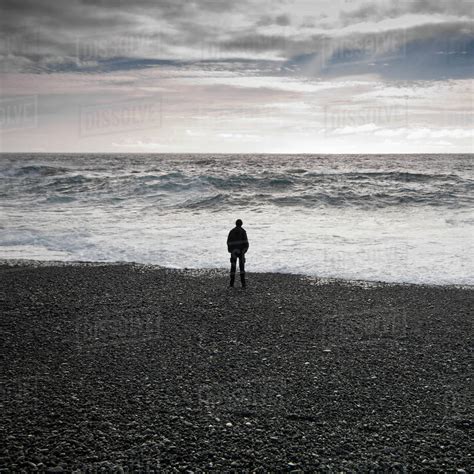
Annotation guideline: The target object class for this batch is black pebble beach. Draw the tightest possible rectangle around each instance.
[1,262,472,472]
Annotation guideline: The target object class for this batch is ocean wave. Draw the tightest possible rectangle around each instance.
[1,155,472,211]
[3,164,71,178]
[1,153,473,285]
[45,195,76,203]
[304,171,463,182]
[137,171,185,181]
[182,193,228,209]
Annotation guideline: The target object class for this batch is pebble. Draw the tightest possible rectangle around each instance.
[2,263,471,471]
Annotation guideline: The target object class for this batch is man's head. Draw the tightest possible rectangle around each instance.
[235,219,243,227]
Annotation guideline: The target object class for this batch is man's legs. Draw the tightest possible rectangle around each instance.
[239,253,246,288]
[229,253,237,287]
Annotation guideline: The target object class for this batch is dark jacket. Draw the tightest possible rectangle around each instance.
[227,226,249,253]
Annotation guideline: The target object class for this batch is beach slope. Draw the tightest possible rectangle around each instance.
[1,263,472,471]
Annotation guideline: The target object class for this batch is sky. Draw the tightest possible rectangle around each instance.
[0,0,473,153]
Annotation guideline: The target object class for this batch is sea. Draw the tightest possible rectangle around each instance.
[1,153,472,286]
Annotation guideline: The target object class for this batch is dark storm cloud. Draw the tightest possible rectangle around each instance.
[1,0,271,72]
[0,0,472,80]
[339,0,474,24]
[0,1,177,71]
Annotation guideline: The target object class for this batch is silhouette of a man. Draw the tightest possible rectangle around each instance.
[227,219,249,288]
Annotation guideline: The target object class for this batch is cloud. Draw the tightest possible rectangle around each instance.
[257,13,291,27]
[371,127,472,140]
[0,0,472,80]
[0,0,472,153]
[332,123,380,134]
[285,21,473,80]
[339,0,474,25]
[405,127,473,139]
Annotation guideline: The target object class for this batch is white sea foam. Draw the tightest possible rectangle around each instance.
[1,153,473,285]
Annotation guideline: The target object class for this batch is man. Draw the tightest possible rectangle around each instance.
[227,219,249,288]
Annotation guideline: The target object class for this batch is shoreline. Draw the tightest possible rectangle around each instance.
[3,152,473,156]
[1,258,473,290]
[2,262,472,471]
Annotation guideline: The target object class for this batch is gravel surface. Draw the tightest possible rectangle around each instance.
[1,262,472,472]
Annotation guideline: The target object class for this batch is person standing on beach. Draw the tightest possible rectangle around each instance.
[227,219,249,288]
